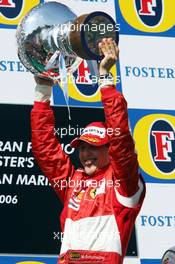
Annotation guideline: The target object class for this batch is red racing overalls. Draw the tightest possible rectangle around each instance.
[31,86,145,264]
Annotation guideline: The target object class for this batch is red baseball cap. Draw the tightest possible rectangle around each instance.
[70,122,109,148]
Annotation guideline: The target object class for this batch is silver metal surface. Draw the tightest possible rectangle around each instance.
[16,1,82,79]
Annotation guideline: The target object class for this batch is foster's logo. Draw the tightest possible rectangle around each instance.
[135,0,163,27]
[0,0,23,19]
[118,0,175,32]
[133,114,175,180]
[150,119,175,174]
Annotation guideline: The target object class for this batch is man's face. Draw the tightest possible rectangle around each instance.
[79,142,109,175]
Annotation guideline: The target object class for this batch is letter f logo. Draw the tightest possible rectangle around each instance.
[139,0,157,16]
[151,131,174,162]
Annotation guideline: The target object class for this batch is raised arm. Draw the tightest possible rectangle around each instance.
[99,39,144,199]
[31,76,74,203]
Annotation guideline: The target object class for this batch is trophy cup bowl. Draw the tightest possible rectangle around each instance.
[16,1,119,80]
[16,1,82,79]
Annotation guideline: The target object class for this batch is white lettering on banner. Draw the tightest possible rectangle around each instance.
[0,141,35,167]
[0,139,51,207]
[0,141,23,152]
[125,66,175,79]
[61,143,74,155]
[0,173,13,185]
[140,215,175,227]
[83,126,106,138]
[0,173,51,187]
[0,156,34,168]
[0,195,18,204]
[26,142,32,153]
[16,174,51,186]
[0,141,32,153]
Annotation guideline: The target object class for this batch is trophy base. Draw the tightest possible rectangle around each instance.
[69,12,119,61]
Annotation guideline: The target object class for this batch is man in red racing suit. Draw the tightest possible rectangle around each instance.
[31,39,145,264]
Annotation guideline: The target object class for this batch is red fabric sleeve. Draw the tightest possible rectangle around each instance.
[101,86,141,197]
[31,101,74,203]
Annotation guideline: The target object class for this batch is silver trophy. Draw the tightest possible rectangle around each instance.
[16,1,119,80]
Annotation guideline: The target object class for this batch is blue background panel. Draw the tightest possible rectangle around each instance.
[141,259,161,264]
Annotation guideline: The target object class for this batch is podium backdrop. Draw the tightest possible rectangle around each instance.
[0,0,175,263]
